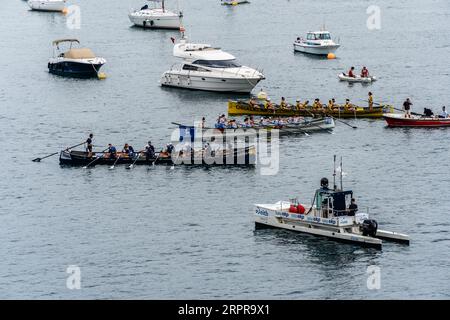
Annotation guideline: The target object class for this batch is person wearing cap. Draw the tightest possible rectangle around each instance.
[295,99,302,110]
[312,98,323,110]
[257,88,267,100]
[439,106,449,118]
[266,98,274,110]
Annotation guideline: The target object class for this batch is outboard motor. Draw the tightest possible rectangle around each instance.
[361,219,378,237]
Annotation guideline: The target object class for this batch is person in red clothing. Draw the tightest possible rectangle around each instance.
[361,66,369,78]
[348,66,356,77]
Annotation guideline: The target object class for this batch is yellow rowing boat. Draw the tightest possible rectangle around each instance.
[228,100,393,118]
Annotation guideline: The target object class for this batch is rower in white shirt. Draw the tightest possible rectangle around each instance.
[439,106,449,118]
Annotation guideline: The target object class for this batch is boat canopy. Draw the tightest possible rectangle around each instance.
[306,32,331,40]
[64,48,96,59]
[52,39,80,46]
[174,42,236,61]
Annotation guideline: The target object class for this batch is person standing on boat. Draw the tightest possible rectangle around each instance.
[439,106,449,118]
[403,98,413,118]
[107,144,117,159]
[348,66,356,78]
[145,141,155,161]
[85,133,94,157]
[368,92,374,111]
[348,198,358,216]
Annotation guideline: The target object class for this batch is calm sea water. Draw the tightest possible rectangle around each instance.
[0,0,449,299]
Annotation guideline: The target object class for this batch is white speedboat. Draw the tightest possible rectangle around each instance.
[293,31,340,55]
[129,0,182,29]
[161,37,265,93]
[28,0,66,12]
[254,157,410,249]
[338,73,377,83]
[48,39,106,78]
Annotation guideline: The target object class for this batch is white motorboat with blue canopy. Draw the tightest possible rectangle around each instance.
[254,157,410,249]
[293,31,340,56]
[161,36,265,92]
[129,0,182,29]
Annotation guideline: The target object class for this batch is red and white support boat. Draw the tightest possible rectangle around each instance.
[384,113,450,127]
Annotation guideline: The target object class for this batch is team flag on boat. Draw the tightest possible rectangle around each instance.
[178,125,195,142]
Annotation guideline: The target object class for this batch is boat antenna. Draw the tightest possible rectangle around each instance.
[162,0,165,13]
[333,155,336,191]
[340,156,343,190]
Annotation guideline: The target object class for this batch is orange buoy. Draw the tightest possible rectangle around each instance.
[61,7,68,15]
[327,53,336,59]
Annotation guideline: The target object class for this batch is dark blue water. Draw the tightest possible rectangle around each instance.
[0,0,449,299]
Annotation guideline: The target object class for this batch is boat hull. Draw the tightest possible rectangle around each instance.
[161,72,262,93]
[228,100,392,118]
[384,113,450,127]
[338,73,376,83]
[254,205,383,249]
[221,0,250,5]
[48,61,104,78]
[28,0,65,12]
[128,12,181,29]
[293,42,340,55]
[59,149,256,166]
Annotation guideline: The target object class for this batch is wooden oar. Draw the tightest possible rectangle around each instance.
[126,151,143,170]
[32,141,85,162]
[109,155,121,170]
[320,105,357,129]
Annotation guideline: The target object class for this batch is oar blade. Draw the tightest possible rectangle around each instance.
[32,158,41,162]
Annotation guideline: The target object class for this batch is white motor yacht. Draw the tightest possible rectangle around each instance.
[129,0,182,29]
[28,0,66,12]
[293,31,340,55]
[160,37,265,93]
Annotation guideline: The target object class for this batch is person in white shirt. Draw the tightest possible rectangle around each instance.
[439,106,449,118]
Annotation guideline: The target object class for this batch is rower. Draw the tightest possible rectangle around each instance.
[266,98,274,110]
[439,106,449,118]
[348,66,356,78]
[344,99,353,111]
[257,88,268,100]
[280,97,288,109]
[403,98,413,118]
[145,141,155,160]
[327,99,334,110]
[86,133,93,157]
[122,143,130,156]
[295,99,302,110]
[201,117,206,128]
[166,143,174,154]
[361,66,369,78]
[368,92,374,111]
[312,98,322,110]
[107,143,117,159]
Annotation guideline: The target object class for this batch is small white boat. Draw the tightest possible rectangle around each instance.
[161,36,265,93]
[28,0,66,12]
[293,31,340,55]
[338,73,377,83]
[254,157,410,249]
[129,0,182,29]
[221,0,250,5]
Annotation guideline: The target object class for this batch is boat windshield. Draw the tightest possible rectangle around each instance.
[193,59,242,68]
[307,33,331,40]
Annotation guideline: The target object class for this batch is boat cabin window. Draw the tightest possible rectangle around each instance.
[182,64,209,72]
[193,59,242,68]
[307,33,331,40]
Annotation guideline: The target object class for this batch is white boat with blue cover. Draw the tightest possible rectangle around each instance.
[254,158,410,249]
[293,31,340,55]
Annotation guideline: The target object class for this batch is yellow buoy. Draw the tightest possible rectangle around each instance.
[61,7,68,15]
[97,72,107,80]
[327,53,336,59]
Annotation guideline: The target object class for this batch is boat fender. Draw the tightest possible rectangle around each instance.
[150,20,154,26]
[289,204,298,213]
[361,219,378,237]
[297,204,305,214]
